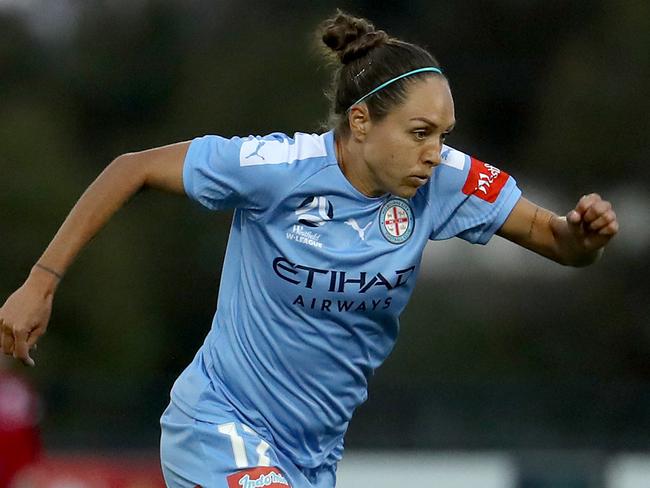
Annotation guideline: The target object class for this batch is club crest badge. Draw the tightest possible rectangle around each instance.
[379,198,414,244]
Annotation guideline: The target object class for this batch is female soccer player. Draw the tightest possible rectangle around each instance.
[0,11,618,488]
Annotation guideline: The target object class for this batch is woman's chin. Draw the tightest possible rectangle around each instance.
[392,186,418,199]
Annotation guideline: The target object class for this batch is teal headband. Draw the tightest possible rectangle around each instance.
[348,66,442,110]
[349,67,443,109]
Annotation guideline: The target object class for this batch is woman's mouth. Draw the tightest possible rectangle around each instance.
[408,175,429,186]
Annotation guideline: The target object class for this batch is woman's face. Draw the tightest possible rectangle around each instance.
[359,76,456,198]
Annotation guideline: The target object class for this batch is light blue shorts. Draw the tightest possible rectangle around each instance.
[160,401,337,488]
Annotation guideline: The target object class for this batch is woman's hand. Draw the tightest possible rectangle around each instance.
[0,268,57,366]
[564,193,619,254]
[498,194,618,266]
[0,141,190,367]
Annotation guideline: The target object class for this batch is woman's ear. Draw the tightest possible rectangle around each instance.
[348,105,370,142]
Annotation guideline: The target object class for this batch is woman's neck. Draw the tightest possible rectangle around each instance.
[335,134,382,197]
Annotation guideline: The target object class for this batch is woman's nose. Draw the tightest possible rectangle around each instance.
[422,143,442,166]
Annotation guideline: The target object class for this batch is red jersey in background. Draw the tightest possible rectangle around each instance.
[0,371,40,488]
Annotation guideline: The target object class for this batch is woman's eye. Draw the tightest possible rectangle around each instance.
[413,130,427,140]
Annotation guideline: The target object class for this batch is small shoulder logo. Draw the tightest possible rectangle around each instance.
[227,467,291,488]
[245,140,266,160]
[295,196,334,228]
[440,146,466,170]
[345,218,372,241]
[379,198,414,244]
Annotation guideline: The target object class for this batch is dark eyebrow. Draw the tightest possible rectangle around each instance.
[410,117,456,131]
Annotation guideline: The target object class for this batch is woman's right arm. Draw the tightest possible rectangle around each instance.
[0,141,191,366]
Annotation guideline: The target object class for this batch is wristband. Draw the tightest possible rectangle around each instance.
[34,263,63,281]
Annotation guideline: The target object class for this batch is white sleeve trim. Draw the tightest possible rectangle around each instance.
[239,133,327,167]
[439,145,467,171]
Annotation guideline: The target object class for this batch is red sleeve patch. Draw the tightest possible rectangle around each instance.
[462,157,509,203]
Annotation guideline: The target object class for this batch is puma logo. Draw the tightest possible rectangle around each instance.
[345,218,372,240]
[245,140,266,160]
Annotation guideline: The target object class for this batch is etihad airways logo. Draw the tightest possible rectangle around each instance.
[272,257,415,293]
[272,257,417,313]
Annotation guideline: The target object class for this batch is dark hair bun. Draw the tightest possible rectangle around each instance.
[321,11,389,64]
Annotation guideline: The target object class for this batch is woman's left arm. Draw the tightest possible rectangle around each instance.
[496,193,619,267]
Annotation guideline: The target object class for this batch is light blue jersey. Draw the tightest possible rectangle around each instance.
[170,130,521,469]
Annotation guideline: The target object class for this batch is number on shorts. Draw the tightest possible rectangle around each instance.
[218,422,271,468]
[242,424,271,466]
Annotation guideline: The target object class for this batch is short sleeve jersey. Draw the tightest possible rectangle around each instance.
[171,131,521,468]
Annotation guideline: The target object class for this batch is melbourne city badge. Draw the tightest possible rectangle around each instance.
[379,197,414,244]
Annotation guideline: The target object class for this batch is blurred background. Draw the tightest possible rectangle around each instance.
[0,0,648,487]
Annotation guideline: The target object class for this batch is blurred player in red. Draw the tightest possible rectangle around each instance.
[0,355,40,488]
